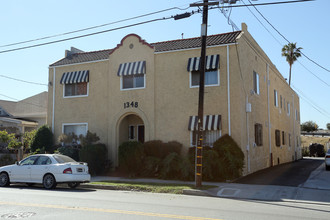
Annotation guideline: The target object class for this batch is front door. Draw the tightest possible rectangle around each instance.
[137,125,145,143]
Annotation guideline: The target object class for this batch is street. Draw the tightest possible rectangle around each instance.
[1,184,330,220]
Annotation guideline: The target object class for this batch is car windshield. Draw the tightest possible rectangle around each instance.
[53,154,76,163]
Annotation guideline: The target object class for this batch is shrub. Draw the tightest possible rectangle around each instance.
[141,156,162,177]
[143,140,164,158]
[58,145,80,161]
[309,143,325,157]
[213,134,244,180]
[159,152,181,179]
[118,141,144,177]
[0,154,15,166]
[79,144,108,175]
[30,125,53,153]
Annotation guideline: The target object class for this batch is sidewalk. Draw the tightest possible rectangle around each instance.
[84,162,330,205]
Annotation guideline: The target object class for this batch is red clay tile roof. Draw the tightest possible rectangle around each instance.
[50,31,241,67]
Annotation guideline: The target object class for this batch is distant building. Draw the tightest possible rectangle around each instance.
[0,92,48,134]
[48,23,301,175]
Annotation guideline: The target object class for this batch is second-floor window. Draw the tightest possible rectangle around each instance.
[60,70,89,98]
[253,71,260,94]
[117,61,146,90]
[190,70,219,87]
[64,82,88,97]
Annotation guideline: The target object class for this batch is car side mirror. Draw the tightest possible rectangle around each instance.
[15,161,19,165]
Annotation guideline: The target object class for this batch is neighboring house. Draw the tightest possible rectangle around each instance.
[48,23,301,175]
[0,92,48,134]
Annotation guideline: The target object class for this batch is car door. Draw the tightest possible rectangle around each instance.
[30,156,52,183]
[10,156,39,182]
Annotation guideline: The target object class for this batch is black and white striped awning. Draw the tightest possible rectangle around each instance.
[187,54,220,72]
[188,115,221,131]
[60,70,89,84]
[117,61,146,76]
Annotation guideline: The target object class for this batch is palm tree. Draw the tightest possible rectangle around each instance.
[281,43,302,86]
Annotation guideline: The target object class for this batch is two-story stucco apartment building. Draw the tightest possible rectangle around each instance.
[47,23,301,175]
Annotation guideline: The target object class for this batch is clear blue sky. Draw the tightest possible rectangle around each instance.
[0,0,329,128]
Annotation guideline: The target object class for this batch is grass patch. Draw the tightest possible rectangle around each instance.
[90,181,216,194]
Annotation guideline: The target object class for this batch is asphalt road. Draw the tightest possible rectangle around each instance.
[234,157,324,186]
[1,186,330,220]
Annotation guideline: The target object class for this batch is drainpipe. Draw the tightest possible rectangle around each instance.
[292,94,296,160]
[52,67,56,133]
[267,64,272,166]
[246,95,250,173]
[227,45,231,136]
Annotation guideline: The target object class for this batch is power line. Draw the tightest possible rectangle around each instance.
[0,17,172,54]
[0,75,47,86]
[0,94,47,109]
[0,6,190,48]
[244,0,330,73]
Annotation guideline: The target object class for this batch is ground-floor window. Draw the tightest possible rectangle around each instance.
[190,130,221,147]
[62,123,88,137]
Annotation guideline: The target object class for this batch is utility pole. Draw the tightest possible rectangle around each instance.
[190,0,218,188]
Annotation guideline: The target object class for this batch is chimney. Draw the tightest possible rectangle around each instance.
[65,47,85,58]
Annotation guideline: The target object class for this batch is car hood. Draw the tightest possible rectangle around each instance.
[0,164,17,171]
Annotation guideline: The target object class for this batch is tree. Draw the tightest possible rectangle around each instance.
[281,43,302,86]
[30,125,53,153]
[327,123,330,130]
[301,121,318,132]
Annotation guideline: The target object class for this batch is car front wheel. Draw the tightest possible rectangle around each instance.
[0,172,10,187]
[43,174,57,189]
[68,182,80,188]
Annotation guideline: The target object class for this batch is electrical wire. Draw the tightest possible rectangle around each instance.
[245,0,330,73]
[0,17,172,54]
[0,75,47,86]
[0,94,47,109]
[0,6,190,48]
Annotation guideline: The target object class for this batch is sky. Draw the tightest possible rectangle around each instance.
[0,0,329,129]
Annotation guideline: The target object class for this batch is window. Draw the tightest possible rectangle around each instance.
[122,74,145,90]
[62,123,88,137]
[280,95,283,109]
[287,102,291,116]
[190,70,219,87]
[274,90,278,107]
[253,71,260,94]
[191,130,221,147]
[275,129,281,147]
[255,123,263,146]
[288,133,292,147]
[282,131,285,145]
[35,156,52,165]
[64,82,88,97]
[284,98,286,111]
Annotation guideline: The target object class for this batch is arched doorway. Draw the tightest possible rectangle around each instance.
[118,114,145,145]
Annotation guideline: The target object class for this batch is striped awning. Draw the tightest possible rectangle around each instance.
[117,61,146,76]
[60,70,89,84]
[188,115,221,131]
[187,54,219,72]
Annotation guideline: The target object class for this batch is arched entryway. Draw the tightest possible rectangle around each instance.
[118,114,145,145]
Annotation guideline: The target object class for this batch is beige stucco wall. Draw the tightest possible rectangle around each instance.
[48,26,301,175]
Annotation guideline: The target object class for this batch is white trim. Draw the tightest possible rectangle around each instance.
[227,45,231,136]
[62,123,88,135]
[189,69,220,88]
[154,43,237,55]
[49,59,108,68]
[120,74,146,91]
[63,82,89,98]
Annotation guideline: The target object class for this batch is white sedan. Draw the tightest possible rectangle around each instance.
[0,154,90,189]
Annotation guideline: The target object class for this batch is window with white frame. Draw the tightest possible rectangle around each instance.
[122,74,145,89]
[253,71,260,94]
[191,130,221,147]
[63,123,88,137]
[60,70,89,98]
[64,82,88,97]
[274,90,278,107]
[190,70,219,87]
